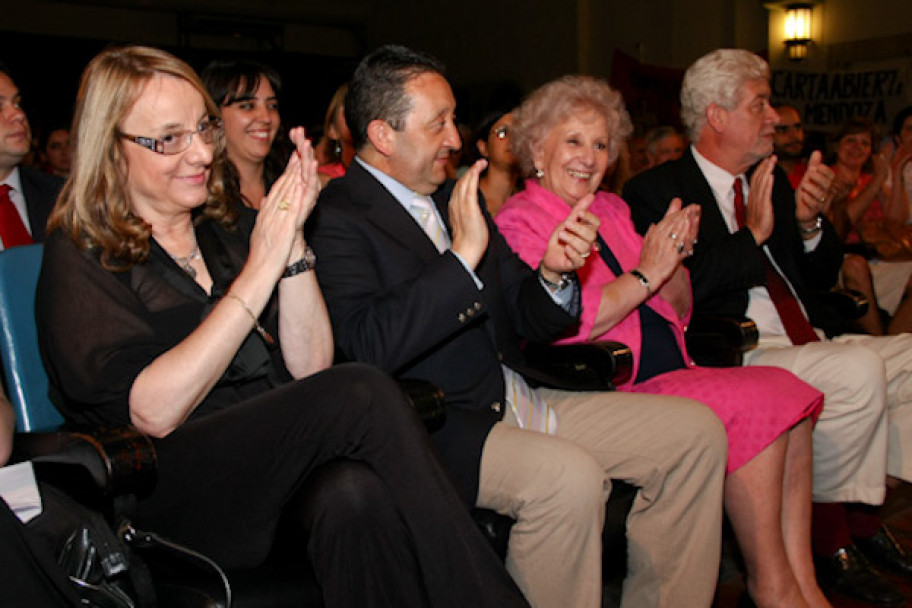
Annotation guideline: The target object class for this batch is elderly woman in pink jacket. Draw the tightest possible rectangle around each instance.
[497,75,830,608]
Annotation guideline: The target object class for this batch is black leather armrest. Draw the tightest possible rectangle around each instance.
[685,316,759,368]
[523,341,633,391]
[816,289,869,320]
[12,427,157,503]
[398,378,447,433]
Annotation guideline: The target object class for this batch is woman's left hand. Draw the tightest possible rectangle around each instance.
[540,193,601,276]
[638,198,699,286]
[252,127,322,271]
[287,127,321,229]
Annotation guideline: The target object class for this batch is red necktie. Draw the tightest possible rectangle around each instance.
[0,185,35,249]
[733,178,818,345]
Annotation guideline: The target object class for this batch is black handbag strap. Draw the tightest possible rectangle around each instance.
[592,233,686,382]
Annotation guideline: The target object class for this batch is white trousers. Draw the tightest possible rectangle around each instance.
[744,332,912,504]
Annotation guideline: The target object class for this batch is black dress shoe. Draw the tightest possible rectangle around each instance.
[855,525,912,578]
[814,544,906,606]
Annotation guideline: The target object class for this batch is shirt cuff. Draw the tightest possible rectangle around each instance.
[451,251,484,290]
[803,231,823,251]
[539,274,577,311]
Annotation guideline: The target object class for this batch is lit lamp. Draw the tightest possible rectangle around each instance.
[784,3,813,61]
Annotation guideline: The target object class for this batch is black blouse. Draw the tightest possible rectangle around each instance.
[36,206,291,429]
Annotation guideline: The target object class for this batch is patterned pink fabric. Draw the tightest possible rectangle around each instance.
[497,182,823,472]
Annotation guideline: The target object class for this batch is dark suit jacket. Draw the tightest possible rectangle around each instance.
[623,149,843,330]
[17,165,63,242]
[308,161,578,503]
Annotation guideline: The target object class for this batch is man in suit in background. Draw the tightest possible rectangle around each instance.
[624,48,912,606]
[0,62,63,249]
[310,44,727,608]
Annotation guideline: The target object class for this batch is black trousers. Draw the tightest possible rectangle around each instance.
[136,363,528,608]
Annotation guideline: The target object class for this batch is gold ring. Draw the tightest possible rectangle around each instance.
[278,200,290,211]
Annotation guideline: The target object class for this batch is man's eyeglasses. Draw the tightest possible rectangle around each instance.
[492,125,509,140]
[120,118,223,155]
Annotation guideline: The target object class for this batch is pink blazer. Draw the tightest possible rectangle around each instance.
[496,181,695,389]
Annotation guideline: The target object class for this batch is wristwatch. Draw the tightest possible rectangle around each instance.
[282,246,317,278]
[799,216,823,236]
[539,265,574,292]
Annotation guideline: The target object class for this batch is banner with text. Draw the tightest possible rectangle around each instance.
[772,61,912,131]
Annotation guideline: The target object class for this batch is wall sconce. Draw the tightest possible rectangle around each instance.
[784,3,813,61]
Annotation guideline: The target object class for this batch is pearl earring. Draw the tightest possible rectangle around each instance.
[535,168,544,179]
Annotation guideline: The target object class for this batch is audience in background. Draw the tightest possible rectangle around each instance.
[773,104,809,189]
[644,125,686,168]
[826,117,912,336]
[892,106,912,223]
[774,105,912,335]
[317,83,354,187]
[600,140,632,195]
[38,127,70,178]
[201,59,291,211]
[828,117,908,242]
[0,62,63,250]
[474,109,519,215]
[626,134,650,176]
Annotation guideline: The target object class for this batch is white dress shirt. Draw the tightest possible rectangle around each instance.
[691,147,821,343]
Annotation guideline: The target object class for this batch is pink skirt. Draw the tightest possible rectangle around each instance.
[627,365,823,473]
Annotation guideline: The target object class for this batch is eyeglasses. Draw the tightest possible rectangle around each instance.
[120,118,223,155]
[492,125,509,140]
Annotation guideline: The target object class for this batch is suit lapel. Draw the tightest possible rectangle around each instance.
[18,168,46,241]
[679,150,734,242]
[346,162,443,263]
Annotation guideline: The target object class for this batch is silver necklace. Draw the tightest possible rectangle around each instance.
[169,245,202,279]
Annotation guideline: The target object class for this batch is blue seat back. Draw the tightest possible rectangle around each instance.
[0,244,63,431]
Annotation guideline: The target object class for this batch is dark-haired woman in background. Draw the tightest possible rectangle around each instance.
[201,59,291,211]
[474,110,519,216]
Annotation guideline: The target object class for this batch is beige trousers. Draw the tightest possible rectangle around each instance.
[477,388,727,608]
[745,332,912,504]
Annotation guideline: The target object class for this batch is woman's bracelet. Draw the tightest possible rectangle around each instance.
[630,269,653,294]
[225,292,275,345]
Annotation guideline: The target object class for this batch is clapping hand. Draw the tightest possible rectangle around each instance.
[796,150,835,225]
[638,198,700,286]
[449,159,490,269]
[540,193,601,279]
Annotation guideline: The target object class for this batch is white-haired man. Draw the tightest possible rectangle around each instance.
[625,48,912,607]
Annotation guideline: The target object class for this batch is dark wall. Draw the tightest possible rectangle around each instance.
[0,31,357,143]
[1,29,524,150]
